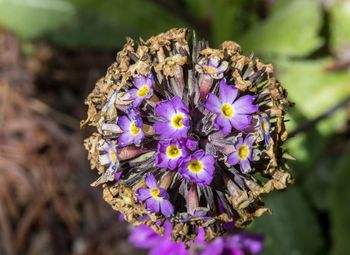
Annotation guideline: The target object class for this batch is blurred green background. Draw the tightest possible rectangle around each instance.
[0,0,350,255]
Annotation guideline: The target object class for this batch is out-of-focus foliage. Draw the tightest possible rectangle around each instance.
[0,0,350,255]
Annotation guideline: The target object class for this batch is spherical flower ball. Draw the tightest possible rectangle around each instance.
[81,28,293,244]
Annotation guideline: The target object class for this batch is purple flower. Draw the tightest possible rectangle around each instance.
[179,150,215,185]
[197,56,228,79]
[205,79,258,135]
[193,228,264,255]
[129,221,187,255]
[98,140,119,174]
[129,74,154,107]
[136,174,174,217]
[155,139,190,170]
[117,113,144,147]
[154,96,190,139]
[257,114,272,148]
[227,135,259,173]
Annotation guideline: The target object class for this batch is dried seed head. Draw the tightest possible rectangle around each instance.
[82,28,293,245]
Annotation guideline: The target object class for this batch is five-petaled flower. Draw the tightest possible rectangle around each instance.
[227,135,259,173]
[98,140,119,174]
[179,150,215,185]
[136,174,174,217]
[205,79,258,135]
[197,56,228,79]
[117,112,144,147]
[155,139,189,170]
[154,96,190,139]
[129,74,154,107]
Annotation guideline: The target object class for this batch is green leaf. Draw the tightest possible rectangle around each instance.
[0,0,75,39]
[250,187,324,255]
[330,151,350,255]
[329,0,350,51]
[239,0,323,57]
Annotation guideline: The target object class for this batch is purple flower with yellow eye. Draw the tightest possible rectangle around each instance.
[227,135,259,173]
[98,140,119,174]
[129,74,154,107]
[179,150,215,185]
[196,56,229,79]
[136,174,174,217]
[154,96,190,139]
[155,139,190,170]
[117,113,144,147]
[257,114,272,148]
[205,79,258,135]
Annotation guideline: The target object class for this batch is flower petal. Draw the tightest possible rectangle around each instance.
[117,115,131,131]
[155,100,176,120]
[233,95,258,114]
[171,96,189,114]
[219,79,238,104]
[227,152,239,165]
[204,93,221,113]
[136,188,151,201]
[160,199,174,217]
[215,114,232,134]
[145,174,158,188]
[117,132,134,147]
[145,198,161,213]
[229,114,252,131]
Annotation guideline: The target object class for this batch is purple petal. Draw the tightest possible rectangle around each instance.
[240,159,251,173]
[205,93,221,113]
[227,152,239,165]
[132,97,143,107]
[155,101,176,120]
[154,121,177,138]
[117,132,134,147]
[168,159,178,170]
[215,114,232,134]
[145,198,161,213]
[185,138,198,151]
[160,199,174,217]
[128,225,160,249]
[171,96,189,114]
[201,238,225,255]
[136,188,151,201]
[145,174,158,188]
[133,76,146,89]
[233,95,258,114]
[230,114,252,131]
[219,79,238,104]
[117,115,131,131]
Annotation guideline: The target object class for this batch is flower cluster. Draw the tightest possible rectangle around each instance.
[129,220,264,255]
[82,28,293,244]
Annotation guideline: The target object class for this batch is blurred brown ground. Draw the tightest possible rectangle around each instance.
[0,29,139,255]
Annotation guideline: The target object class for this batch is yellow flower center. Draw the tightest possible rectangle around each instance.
[221,103,234,118]
[238,145,249,159]
[188,160,203,173]
[171,114,184,129]
[261,119,269,133]
[166,145,182,159]
[203,65,217,74]
[109,148,117,164]
[150,188,162,200]
[137,85,149,97]
[129,121,141,135]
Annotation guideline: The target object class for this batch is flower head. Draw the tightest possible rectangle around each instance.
[155,139,190,170]
[154,96,190,139]
[227,135,259,173]
[117,112,144,147]
[179,150,215,185]
[83,28,293,245]
[129,74,154,107]
[136,174,174,217]
[205,79,258,134]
